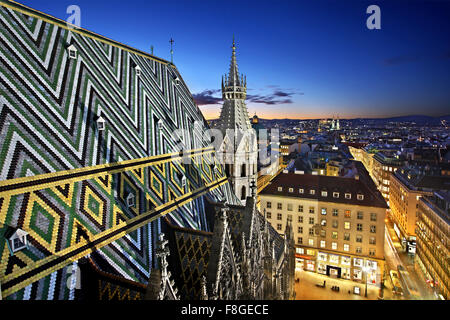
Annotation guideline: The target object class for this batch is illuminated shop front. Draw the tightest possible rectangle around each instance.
[316,252,352,280]
[295,247,316,272]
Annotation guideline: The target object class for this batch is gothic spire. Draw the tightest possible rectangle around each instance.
[228,37,240,86]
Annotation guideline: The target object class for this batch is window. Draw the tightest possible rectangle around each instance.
[357,194,364,200]
[356,247,362,254]
[332,231,338,239]
[369,248,376,256]
[344,233,350,241]
[370,213,377,221]
[287,203,293,211]
[298,226,303,233]
[277,213,282,220]
[277,203,282,210]
[357,211,364,220]
[309,228,314,236]
[321,191,328,197]
[298,205,303,212]
[308,239,314,246]
[332,209,339,216]
[369,237,376,245]
[333,192,339,198]
[309,207,315,214]
[345,193,351,199]
[344,244,350,252]
[135,66,141,76]
[267,212,271,219]
[289,188,294,193]
[357,223,363,231]
[297,237,303,244]
[320,240,326,248]
[310,189,315,195]
[332,220,338,228]
[309,217,314,225]
[356,235,362,243]
[277,224,282,231]
[370,225,376,233]
[320,230,326,238]
[321,208,327,215]
[277,187,283,191]
[321,219,327,226]
[127,193,135,208]
[344,222,351,230]
[299,188,304,194]
[344,210,351,218]
[67,45,77,59]
[97,116,106,131]
[306,249,315,256]
[266,202,272,209]
[298,216,303,223]
[332,242,337,250]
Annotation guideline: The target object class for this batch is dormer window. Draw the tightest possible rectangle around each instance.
[67,45,77,59]
[288,188,293,193]
[126,193,135,208]
[7,228,29,253]
[321,191,328,197]
[299,188,304,194]
[97,116,106,131]
[181,176,186,188]
[310,189,315,195]
[158,119,164,130]
[277,187,283,192]
[135,66,142,77]
[357,194,364,200]
[174,77,180,85]
[345,193,351,199]
[333,192,339,198]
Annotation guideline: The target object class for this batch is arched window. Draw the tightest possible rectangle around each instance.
[225,164,231,177]
[241,186,246,200]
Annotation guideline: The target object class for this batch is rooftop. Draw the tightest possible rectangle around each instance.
[260,172,388,208]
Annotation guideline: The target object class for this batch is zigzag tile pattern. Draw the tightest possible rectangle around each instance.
[0,1,238,300]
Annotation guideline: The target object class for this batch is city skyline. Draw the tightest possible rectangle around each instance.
[19,0,450,120]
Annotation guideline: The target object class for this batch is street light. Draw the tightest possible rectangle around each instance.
[362,266,369,298]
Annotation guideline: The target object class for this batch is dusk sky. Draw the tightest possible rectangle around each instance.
[20,0,450,119]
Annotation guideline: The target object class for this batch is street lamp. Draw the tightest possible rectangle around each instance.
[362,266,369,298]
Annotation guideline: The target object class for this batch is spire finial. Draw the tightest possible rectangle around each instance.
[169,38,174,64]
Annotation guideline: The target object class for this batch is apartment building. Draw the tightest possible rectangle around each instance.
[259,172,387,286]
[416,191,450,300]
[389,164,450,253]
[372,152,405,205]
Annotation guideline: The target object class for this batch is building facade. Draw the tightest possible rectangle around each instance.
[416,191,450,300]
[372,152,405,205]
[389,164,450,253]
[259,172,387,286]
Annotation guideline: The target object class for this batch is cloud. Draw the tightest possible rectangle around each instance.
[192,89,222,105]
[247,88,304,105]
[193,87,304,106]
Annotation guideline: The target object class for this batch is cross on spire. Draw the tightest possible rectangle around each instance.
[169,38,174,64]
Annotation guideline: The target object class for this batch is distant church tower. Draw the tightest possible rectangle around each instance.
[216,38,257,204]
